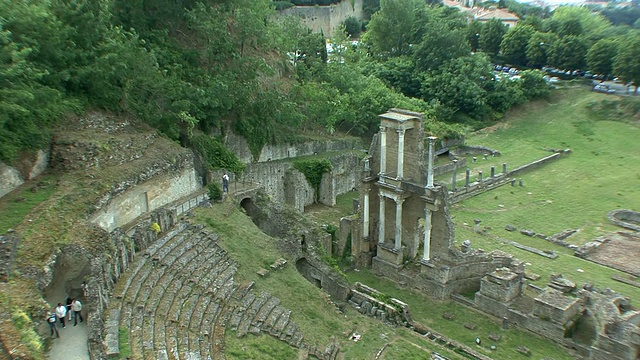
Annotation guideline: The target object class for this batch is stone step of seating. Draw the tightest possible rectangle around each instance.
[263,305,285,333]
[269,308,291,338]
[251,295,280,332]
[175,260,235,360]
[142,238,220,355]
[113,223,188,301]
[106,224,318,359]
[127,229,208,357]
[110,225,197,358]
[120,227,198,325]
[236,293,268,337]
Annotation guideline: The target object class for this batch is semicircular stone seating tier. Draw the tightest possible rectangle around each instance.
[104,223,328,360]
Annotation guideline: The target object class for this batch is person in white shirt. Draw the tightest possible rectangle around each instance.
[222,172,230,193]
[71,298,83,326]
[55,303,67,328]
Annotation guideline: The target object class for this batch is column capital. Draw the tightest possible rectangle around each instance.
[396,128,406,135]
[379,125,387,132]
[394,197,405,205]
[427,136,438,143]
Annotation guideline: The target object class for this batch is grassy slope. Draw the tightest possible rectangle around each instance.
[194,199,574,359]
[194,202,467,359]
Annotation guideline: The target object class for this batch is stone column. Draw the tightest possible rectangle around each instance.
[452,159,458,191]
[423,208,432,261]
[378,194,385,245]
[465,169,470,187]
[396,129,406,179]
[426,136,437,188]
[394,198,404,250]
[502,163,507,174]
[491,166,495,178]
[363,189,370,239]
[379,126,387,176]
[478,171,483,182]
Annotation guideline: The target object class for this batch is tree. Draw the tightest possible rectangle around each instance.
[613,35,640,92]
[500,25,535,66]
[479,19,507,57]
[343,16,362,37]
[586,38,619,76]
[467,21,483,52]
[413,23,470,72]
[363,0,427,57]
[420,54,495,119]
[548,35,588,70]
[544,7,611,42]
[525,32,557,67]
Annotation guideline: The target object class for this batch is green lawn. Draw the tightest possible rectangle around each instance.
[449,89,640,299]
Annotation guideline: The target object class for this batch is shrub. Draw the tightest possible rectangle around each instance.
[343,16,361,37]
[208,182,223,201]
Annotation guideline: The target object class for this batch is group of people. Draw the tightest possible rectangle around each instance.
[47,297,83,338]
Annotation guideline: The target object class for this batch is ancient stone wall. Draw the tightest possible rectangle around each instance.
[239,152,362,212]
[279,0,364,38]
[224,132,362,164]
[90,165,201,232]
[0,150,49,199]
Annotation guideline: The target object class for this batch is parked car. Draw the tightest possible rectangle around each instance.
[593,84,616,94]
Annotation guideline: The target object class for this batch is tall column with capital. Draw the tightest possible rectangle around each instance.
[423,208,433,261]
[396,129,405,179]
[378,194,385,245]
[363,189,370,239]
[394,198,404,250]
[426,136,437,188]
[379,126,387,176]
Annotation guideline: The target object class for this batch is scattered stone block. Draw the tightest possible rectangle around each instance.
[257,269,269,277]
[442,312,455,320]
[505,224,517,232]
[412,322,429,335]
[524,270,541,281]
[490,345,497,350]
[488,334,501,342]
[517,346,531,356]
[549,274,576,293]
[463,323,476,330]
[270,258,287,270]
[520,229,535,237]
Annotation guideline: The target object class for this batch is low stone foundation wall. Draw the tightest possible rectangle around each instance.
[608,209,640,232]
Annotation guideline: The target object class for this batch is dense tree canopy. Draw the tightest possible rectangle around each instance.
[7,0,634,166]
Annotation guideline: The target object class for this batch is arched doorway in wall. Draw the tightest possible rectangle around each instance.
[240,197,256,219]
[296,258,322,289]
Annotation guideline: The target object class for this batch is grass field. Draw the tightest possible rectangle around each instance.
[447,89,640,300]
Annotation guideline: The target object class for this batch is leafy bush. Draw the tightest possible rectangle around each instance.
[292,158,332,200]
[190,133,245,175]
[208,182,223,201]
[343,16,362,37]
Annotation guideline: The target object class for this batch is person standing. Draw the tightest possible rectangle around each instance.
[222,172,230,193]
[47,310,59,338]
[66,297,73,321]
[71,298,83,326]
[55,302,67,328]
